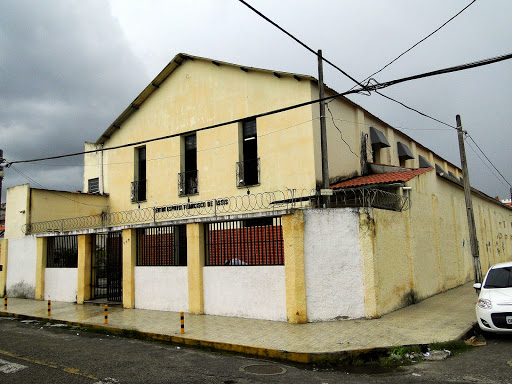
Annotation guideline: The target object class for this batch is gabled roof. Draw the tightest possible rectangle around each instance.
[93,52,462,175]
[330,168,433,189]
[96,53,315,145]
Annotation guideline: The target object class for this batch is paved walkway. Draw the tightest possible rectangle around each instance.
[0,283,477,363]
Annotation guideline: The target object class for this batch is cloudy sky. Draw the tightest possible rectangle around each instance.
[1,0,511,203]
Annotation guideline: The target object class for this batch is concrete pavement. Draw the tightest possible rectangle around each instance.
[0,282,478,363]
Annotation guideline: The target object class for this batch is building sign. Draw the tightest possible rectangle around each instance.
[154,198,229,213]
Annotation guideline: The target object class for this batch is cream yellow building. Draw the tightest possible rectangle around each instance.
[1,54,511,323]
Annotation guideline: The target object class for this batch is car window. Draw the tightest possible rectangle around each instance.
[484,267,512,288]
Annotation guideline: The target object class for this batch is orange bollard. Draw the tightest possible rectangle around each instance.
[47,300,51,317]
[180,312,185,334]
[4,295,7,311]
[104,304,108,324]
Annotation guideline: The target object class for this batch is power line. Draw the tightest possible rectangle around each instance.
[4,53,511,167]
[466,133,511,187]
[464,138,509,189]
[375,91,456,129]
[325,103,359,158]
[236,0,459,130]
[236,0,369,91]
[368,53,512,91]
[353,0,477,88]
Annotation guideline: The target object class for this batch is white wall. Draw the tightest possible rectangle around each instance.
[304,209,365,321]
[44,268,77,302]
[134,267,188,312]
[203,266,286,321]
[6,237,37,298]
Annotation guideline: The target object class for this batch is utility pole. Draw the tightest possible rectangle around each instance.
[318,50,331,207]
[456,115,482,283]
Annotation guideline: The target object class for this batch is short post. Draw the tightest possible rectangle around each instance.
[180,312,185,334]
[47,300,51,317]
[104,304,108,324]
[4,295,7,310]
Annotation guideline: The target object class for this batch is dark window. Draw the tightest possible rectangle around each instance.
[47,236,78,268]
[179,135,198,195]
[205,217,283,266]
[484,267,512,288]
[132,147,146,202]
[136,225,187,266]
[239,119,259,186]
[88,178,99,194]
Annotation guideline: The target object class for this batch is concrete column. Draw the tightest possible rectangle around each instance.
[77,234,92,304]
[187,222,204,314]
[359,209,378,318]
[0,239,8,297]
[35,237,47,300]
[282,211,307,323]
[122,228,137,308]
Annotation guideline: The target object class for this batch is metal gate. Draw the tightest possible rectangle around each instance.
[91,232,123,302]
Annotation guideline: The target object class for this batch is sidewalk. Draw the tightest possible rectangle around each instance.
[0,282,477,363]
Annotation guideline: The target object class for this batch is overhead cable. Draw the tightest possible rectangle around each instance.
[237,0,369,91]
[236,0,457,129]
[353,0,478,88]
[466,134,512,187]
[3,53,511,167]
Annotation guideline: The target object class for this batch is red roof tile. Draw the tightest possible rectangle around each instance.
[330,168,433,189]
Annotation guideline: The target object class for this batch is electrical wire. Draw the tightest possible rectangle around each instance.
[325,103,359,158]
[464,138,509,189]
[237,0,369,91]
[375,91,456,129]
[351,0,478,90]
[3,53,511,167]
[236,0,458,129]
[466,134,512,187]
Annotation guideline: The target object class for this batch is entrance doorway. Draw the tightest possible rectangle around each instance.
[91,232,123,303]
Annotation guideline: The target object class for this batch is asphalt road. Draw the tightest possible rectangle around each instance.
[0,316,511,383]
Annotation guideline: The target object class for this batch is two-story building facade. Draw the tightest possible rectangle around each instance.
[1,53,511,323]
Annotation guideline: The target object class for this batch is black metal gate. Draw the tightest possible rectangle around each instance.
[91,232,123,302]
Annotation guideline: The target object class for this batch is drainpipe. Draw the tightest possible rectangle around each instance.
[99,144,104,195]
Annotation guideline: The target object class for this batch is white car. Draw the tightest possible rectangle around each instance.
[474,261,512,333]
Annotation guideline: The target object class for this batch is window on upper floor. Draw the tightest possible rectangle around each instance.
[88,178,99,194]
[131,146,146,202]
[237,118,260,187]
[179,134,198,196]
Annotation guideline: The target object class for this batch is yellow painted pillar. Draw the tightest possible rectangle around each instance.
[122,228,137,308]
[187,222,204,314]
[0,239,8,297]
[35,237,47,300]
[359,209,378,318]
[77,234,92,304]
[282,211,307,323]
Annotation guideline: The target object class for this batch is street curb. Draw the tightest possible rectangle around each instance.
[0,311,477,365]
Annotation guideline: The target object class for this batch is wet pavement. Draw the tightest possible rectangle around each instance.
[0,282,478,362]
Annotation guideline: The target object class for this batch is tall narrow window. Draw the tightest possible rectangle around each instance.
[132,146,146,202]
[238,119,259,187]
[179,134,198,195]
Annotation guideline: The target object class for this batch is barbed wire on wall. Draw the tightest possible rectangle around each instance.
[23,187,410,235]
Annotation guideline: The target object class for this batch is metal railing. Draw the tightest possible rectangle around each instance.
[205,217,283,266]
[46,235,78,268]
[236,158,260,187]
[22,187,410,235]
[131,179,146,202]
[136,225,187,266]
[178,170,198,196]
